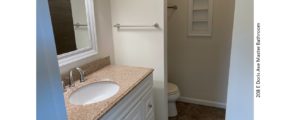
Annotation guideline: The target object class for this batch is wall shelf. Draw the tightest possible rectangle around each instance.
[193,8,208,11]
[188,0,213,36]
[192,20,208,22]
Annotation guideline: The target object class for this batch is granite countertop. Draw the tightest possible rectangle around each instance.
[63,65,154,120]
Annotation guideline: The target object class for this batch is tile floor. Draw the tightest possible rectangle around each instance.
[168,102,225,120]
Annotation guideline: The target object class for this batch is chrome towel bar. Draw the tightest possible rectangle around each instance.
[74,23,87,28]
[167,5,178,10]
[113,23,159,29]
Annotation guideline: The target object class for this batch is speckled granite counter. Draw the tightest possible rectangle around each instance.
[63,65,154,120]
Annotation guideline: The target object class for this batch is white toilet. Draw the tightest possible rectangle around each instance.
[168,82,180,117]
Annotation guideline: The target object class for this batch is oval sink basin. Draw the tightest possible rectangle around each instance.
[69,81,119,105]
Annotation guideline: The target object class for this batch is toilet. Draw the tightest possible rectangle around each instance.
[168,82,180,117]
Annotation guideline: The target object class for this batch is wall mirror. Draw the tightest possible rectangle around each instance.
[48,0,98,66]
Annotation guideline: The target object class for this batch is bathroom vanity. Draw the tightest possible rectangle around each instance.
[101,72,154,120]
[63,65,154,120]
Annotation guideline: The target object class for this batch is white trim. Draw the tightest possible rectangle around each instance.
[57,0,98,67]
[178,96,226,109]
[57,48,97,67]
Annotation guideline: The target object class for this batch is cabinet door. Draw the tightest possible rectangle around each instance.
[143,91,154,120]
[100,74,154,120]
[123,101,145,120]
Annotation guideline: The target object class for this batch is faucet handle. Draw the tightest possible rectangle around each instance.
[69,70,76,87]
[61,80,67,92]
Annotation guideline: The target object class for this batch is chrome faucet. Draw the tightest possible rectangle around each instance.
[76,67,86,82]
[69,67,86,87]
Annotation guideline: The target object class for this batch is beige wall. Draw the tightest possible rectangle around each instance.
[60,0,115,73]
[168,0,235,107]
[110,0,167,119]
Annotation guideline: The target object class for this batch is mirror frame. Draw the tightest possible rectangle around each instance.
[57,0,98,67]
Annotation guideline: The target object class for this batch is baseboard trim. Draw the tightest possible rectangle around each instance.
[178,96,226,109]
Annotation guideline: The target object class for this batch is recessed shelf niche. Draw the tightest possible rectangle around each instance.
[188,0,213,36]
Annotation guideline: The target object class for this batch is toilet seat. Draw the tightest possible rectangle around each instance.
[168,82,179,95]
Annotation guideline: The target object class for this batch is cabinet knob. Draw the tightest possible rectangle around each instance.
[148,104,153,108]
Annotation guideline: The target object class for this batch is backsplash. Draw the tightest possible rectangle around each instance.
[61,56,111,86]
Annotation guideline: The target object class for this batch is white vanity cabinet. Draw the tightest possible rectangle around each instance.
[101,73,154,120]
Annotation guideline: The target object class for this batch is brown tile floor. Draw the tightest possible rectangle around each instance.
[169,102,226,120]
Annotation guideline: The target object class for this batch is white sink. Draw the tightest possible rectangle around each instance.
[69,81,119,105]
